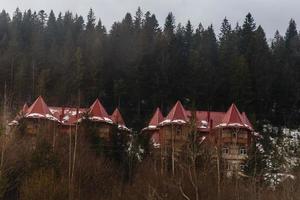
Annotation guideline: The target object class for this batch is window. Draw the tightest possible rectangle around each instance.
[240,146,247,155]
[222,146,229,154]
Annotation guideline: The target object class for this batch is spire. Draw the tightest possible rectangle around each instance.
[25,96,58,121]
[111,108,130,131]
[26,96,51,116]
[89,99,112,123]
[218,103,246,128]
[159,101,188,126]
[111,108,126,126]
[165,101,188,122]
[149,108,164,127]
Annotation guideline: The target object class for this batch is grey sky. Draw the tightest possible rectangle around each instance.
[1,0,300,39]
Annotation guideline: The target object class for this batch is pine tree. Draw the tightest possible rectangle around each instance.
[285,19,297,48]
[240,13,256,59]
[86,8,96,31]
[164,12,175,42]
[134,7,142,32]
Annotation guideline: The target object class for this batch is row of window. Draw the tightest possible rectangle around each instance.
[222,146,247,155]
[222,131,248,138]
[225,163,245,171]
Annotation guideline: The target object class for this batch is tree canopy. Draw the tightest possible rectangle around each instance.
[1,8,300,129]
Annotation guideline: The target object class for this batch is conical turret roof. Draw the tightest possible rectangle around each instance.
[149,108,164,127]
[160,101,188,125]
[25,96,58,121]
[216,103,248,129]
[143,108,164,130]
[111,108,130,131]
[111,108,125,126]
[89,99,112,123]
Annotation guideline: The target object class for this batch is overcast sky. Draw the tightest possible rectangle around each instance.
[1,0,300,39]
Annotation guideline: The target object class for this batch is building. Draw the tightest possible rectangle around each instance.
[142,101,257,176]
[9,96,130,141]
[142,107,164,148]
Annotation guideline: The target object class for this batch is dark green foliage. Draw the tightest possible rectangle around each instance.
[1,8,300,130]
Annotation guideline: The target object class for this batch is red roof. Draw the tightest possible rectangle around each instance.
[242,112,254,130]
[88,99,112,123]
[149,108,164,127]
[192,111,225,129]
[49,107,86,125]
[12,97,122,126]
[165,101,188,122]
[186,105,254,131]
[111,108,126,126]
[26,96,52,117]
[217,103,248,129]
[142,101,254,133]
[89,99,109,118]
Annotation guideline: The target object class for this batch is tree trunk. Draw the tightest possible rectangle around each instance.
[172,124,175,175]
[71,123,78,184]
[68,126,72,200]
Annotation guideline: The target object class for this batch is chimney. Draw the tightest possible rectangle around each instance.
[60,107,65,122]
[210,119,213,131]
[207,111,210,124]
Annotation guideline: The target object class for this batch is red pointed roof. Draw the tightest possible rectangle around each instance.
[26,96,52,116]
[242,112,254,130]
[89,99,112,123]
[111,108,126,126]
[163,101,188,124]
[25,96,58,121]
[149,108,164,127]
[89,99,109,117]
[218,103,246,128]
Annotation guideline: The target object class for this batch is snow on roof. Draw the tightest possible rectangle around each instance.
[143,108,164,130]
[11,97,120,126]
[25,96,59,122]
[149,108,164,126]
[88,99,112,124]
[142,101,254,133]
[159,101,188,125]
[215,104,252,130]
[89,99,109,117]
[111,108,131,131]
[111,108,125,126]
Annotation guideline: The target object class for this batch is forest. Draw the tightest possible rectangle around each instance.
[0,7,299,200]
[0,8,300,130]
